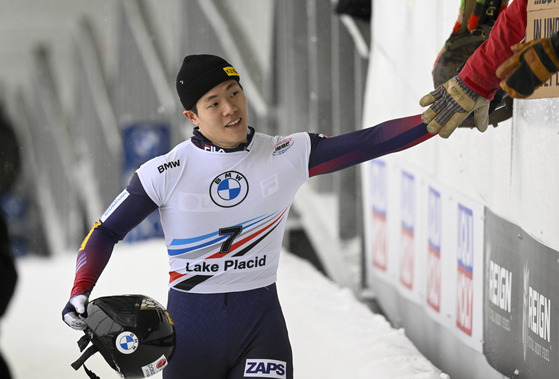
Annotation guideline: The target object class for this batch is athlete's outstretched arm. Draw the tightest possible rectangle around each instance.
[308,114,434,177]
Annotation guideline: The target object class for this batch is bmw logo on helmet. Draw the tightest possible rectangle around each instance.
[116,331,139,354]
[210,171,249,207]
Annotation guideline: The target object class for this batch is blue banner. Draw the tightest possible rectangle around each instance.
[121,123,170,242]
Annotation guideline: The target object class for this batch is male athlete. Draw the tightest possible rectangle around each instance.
[63,54,435,378]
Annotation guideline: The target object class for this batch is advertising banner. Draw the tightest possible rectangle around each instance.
[426,186,442,314]
[369,159,389,275]
[484,209,559,378]
[365,159,427,305]
[399,170,415,290]
[364,159,484,351]
[449,192,484,351]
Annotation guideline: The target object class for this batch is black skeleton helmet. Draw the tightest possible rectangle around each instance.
[71,295,175,378]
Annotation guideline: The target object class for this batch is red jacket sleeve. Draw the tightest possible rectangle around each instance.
[459,0,528,99]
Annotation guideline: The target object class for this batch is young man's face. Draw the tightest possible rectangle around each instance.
[184,80,249,148]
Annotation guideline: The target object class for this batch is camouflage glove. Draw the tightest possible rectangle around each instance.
[420,76,489,138]
[433,0,508,88]
[496,32,559,98]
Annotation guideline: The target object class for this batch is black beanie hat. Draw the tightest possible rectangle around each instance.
[176,54,240,111]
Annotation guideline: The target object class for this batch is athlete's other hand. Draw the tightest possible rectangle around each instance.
[420,76,489,138]
[62,293,89,330]
[496,33,559,98]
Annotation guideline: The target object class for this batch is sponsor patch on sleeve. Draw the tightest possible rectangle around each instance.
[100,189,129,222]
[272,138,294,156]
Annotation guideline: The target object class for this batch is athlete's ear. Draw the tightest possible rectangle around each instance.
[184,110,199,126]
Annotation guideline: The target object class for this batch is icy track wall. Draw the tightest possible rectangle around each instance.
[361,1,559,379]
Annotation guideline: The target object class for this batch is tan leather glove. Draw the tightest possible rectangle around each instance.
[420,76,489,138]
[496,32,559,98]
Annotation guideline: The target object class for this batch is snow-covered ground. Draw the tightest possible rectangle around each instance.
[1,240,447,378]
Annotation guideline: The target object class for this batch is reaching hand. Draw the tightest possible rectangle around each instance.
[62,293,89,330]
[419,76,489,138]
[496,32,559,98]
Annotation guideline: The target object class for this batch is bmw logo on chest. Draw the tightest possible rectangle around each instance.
[210,171,249,207]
